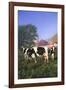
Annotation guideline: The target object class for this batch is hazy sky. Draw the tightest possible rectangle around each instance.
[18,10,58,40]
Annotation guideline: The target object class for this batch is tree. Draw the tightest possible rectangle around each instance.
[18,24,38,48]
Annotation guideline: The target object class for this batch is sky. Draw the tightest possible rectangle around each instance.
[18,10,58,40]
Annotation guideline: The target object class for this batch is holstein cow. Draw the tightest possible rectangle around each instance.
[48,46,57,60]
[22,46,49,63]
[23,48,37,63]
[36,47,49,63]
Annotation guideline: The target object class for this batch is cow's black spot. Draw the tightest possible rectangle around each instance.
[37,47,45,55]
[27,48,36,57]
[24,48,27,53]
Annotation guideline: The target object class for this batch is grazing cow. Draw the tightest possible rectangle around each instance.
[35,46,48,63]
[23,48,37,63]
[37,47,45,55]
[48,46,57,60]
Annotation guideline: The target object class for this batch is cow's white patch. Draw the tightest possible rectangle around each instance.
[51,53,54,60]
[31,54,35,58]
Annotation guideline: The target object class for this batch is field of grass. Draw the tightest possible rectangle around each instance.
[18,50,57,79]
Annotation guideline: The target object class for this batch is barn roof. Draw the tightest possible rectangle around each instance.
[33,39,49,46]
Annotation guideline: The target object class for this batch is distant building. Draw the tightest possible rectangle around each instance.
[33,39,49,47]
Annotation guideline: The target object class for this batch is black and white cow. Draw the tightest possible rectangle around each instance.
[23,48,37,63]
[22,46,49,63]
[36,47,48,63]
[48,46,57,60]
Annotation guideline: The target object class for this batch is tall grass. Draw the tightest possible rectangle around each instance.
[18,49,57,79]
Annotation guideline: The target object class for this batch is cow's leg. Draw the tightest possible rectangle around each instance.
[43,53,48,63]
[46,55,49,63]
[43,54,46,63]
[44,56,48,63]
[34,59,37,63]
[32,54,37,63]
[24,54,28,60]
[51,53,54,60]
